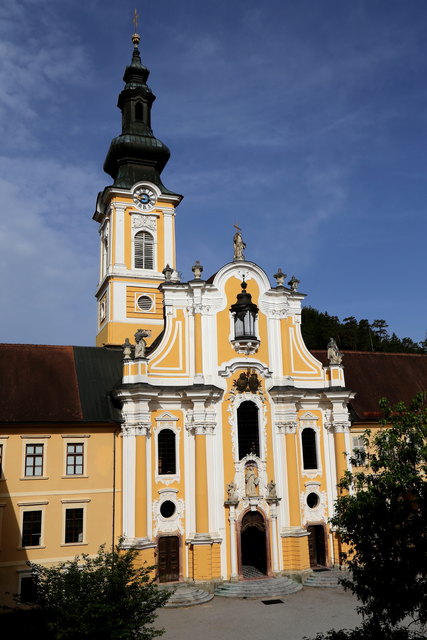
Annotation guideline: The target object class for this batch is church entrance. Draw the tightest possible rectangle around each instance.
[240,511,267,577]
[158,536,180,583]
[307,525,326,567]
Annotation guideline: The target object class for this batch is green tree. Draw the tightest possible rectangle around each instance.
[306,395,427,640]
[6,543,170,639]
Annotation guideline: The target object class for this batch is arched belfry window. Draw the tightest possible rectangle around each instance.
[158,429,176,475]
[302,428,318,469]
[134,231,154,269]
[237,400,260,459]
[230,277,258,339]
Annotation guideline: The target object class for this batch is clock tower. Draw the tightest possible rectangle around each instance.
[94,31,182,347]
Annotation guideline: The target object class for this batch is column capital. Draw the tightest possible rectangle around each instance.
[276,420,297,435]
[121,423,150,437]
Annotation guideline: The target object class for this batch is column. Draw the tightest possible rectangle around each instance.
[228,504,238,579]
[135,430,148,539]
[194,427,209,534]
[334,423,350,494]
[284,423,301,528]
[122,427,136,540]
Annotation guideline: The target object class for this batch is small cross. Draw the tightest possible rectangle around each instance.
[233,224,242,232]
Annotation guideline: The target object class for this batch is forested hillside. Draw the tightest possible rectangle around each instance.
[301,307,427,353]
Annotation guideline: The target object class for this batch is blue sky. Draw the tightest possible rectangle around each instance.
[0,0,426,346]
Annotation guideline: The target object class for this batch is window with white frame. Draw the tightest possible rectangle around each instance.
[158,430,176,475]
[134,231,154,269]
[25,444,44,477]
[66,443,84,475]
[22,510,42,547]
[64,508,84,544]
[301,428,318,470]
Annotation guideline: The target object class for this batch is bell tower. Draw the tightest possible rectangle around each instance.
[94,29,182,347]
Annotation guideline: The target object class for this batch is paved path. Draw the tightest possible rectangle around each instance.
[156,586,362,640]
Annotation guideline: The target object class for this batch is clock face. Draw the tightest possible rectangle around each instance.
[133,187,157,211]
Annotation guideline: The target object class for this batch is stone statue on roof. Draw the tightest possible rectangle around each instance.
[134,329,151,358]
[327,337,343,365]
[233,225,246,261]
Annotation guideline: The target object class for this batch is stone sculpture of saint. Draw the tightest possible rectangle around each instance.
[267,480,277,499]
[245,464,259,497]
[226,482,238,503]
[134,329,151,358]
[233,228,246,261]
[327,337,343,365]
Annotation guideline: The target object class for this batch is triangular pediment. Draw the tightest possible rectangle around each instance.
[155,412,179,422]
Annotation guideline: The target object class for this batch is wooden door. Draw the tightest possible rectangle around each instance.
[307,525,326,567]
[158,536,179,583]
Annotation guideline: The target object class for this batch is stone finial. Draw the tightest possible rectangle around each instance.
[134,329,151,359]
[288,275,300,292]
[162,264,173,282]
[327,337,343,365]
[122,337,132,360]
[273,268,287,288]
[192,260,203,280]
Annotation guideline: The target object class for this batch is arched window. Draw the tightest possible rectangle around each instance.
[302,428,318,469]
[135,101,144,121]
[237,401,260,459]
[134,231,154,269]
[158,429,176,475]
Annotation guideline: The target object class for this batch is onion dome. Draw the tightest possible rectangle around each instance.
[103,32,172,192]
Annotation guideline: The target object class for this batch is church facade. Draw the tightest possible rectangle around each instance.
[93,31,354,584]
[1,31,427,601]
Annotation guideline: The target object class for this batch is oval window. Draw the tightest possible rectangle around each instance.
[306,492,320,509]
[160,501,176,518]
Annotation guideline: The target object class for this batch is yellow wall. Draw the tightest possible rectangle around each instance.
[0,425,121,604]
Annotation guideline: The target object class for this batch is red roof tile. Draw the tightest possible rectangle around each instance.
[0,344,83,423]
[312,350,427,421]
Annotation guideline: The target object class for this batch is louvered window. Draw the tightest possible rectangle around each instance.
[134,231,154,269]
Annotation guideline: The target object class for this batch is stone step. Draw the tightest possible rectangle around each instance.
[215,576,302,599]
[304,570,346,588]
[161,584,214,608]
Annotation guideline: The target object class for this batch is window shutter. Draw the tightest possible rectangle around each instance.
[134,231,154,269]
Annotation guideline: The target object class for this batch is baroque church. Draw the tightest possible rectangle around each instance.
[1,31,426,601]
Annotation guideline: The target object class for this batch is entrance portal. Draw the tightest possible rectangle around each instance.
[240,511,267,577]
[307,525,326,567]
[158,536,180,583]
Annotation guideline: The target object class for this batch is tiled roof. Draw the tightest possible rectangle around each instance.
[0,344,122,424]
[312,350,427,421]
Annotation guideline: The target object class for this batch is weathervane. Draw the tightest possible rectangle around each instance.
[132,8,140,47]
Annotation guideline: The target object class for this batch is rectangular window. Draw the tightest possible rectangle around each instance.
[65,508,84,543]
[66,443,84,475]
[20,576,37,603]
[25,444,43,477]
[22,510,42,547]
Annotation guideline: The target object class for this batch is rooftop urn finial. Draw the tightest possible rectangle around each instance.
[192,260,203,280]
[274,268,287,288]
